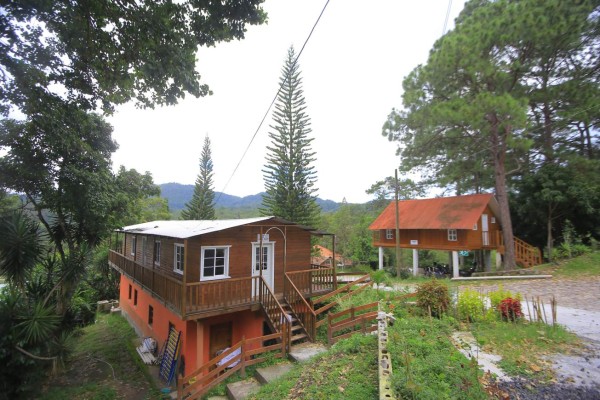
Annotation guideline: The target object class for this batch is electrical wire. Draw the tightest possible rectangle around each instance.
[215,0,331,204]
[443,0,453,35]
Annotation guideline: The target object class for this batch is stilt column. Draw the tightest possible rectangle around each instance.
[452,251,459,278]
[412,249,419,277]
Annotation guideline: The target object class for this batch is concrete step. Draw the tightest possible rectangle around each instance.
[254,362,294,385]
[288,342,327,363]
[226,379,261,400]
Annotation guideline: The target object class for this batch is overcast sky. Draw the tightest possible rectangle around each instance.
[107,0,466,204]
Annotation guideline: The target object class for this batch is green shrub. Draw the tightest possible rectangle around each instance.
[457,288,485,322]
[415,280,449,317]
[370,269,391,288]
[398,269,411,279]
[488,285,521,310]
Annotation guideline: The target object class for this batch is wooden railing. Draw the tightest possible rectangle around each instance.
[257,276,290,350]
[313,274,371,328]
[283,273,317,342]
[185,277,258,315]
[495,234,543,267]
[109,250,183,312]
[514,237,542,267]
[177,329,287,400]
[327,302,379,345]
[109,251,260,318]
[285,267,336,297]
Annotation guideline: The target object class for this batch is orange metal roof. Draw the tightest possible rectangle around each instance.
[369,193,498,230]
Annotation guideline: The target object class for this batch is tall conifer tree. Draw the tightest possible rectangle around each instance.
[182,136,216,220]
[261,46,319,227]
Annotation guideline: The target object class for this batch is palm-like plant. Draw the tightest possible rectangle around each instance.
[0,211,45,288]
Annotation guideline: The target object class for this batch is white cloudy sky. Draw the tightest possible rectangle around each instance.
[108,0,466,204]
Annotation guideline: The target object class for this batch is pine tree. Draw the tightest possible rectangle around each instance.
[182,136,216,220]
[261,46,320,227]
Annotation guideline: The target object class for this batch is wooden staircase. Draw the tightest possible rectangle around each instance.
[260,272,372,348]
[280,300,309,345]
[498,236,542,268]
[514,237,542,267]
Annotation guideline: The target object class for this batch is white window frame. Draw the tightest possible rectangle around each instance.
[154,241,161,265]
[491,217,496,224]
[174,244,184,275]
[448,229,458,241]
[473,223,478,231]
[200,246,231,281]
[131,236,137,256]
[385,229,394,240]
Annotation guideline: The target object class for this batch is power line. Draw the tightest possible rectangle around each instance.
[215,0,331,204]
[442,0,453,35]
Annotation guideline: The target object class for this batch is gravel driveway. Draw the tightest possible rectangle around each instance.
[460,277,600,399]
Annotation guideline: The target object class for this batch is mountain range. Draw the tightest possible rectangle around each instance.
[159,183,341,213]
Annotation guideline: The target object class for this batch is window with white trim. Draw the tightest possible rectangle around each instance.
[473,223,478,230]
[174,244,184,274]
[131,236,137,256]
[491,217,496,223]
[385,229,394,240]
[201,246,230,280]
[154,241,161,265]
[448,229,458,241]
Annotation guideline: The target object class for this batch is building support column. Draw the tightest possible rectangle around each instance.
[378,247,384,270]
[484,250,492,272]
[496,252,502,269]
[412,249,419,277]
[452,251,460,278]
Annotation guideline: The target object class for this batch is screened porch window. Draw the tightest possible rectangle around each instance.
[174,244,184,274]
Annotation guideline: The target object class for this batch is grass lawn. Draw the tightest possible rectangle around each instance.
[40,313,160,400]
[471,320,579,380]
[532,251,600,278]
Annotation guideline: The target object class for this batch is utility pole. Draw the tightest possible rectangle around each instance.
[394,169,402,276]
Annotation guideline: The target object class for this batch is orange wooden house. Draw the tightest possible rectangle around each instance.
[312,245,353,268]
[369,193,541,277]
[108,217,336,377]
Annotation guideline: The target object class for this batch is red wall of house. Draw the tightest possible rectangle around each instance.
[119,275,196,375]
[119,275,265,376]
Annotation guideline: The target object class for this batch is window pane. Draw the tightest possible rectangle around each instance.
[216,248,225,258]
[205,248,215,258]
[215,266,224,276]
[204,267,214,277]
[205,258,214,268]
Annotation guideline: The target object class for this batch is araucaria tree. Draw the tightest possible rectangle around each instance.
[182,136,216,220]
[261,46,320,227]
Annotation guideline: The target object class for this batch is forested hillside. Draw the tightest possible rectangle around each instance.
[159,183,341,213]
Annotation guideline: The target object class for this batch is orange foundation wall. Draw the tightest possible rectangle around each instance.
[200,310,265,366]
[119,275,197,374]
[119,275,265,375]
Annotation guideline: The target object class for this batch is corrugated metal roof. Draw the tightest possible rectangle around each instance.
[118,216,314,239]
[369,193,499,230]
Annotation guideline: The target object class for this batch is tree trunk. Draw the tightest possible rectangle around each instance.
[488,115,516,270]
[547,208,553,262]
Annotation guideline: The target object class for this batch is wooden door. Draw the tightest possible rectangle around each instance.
[251,242,275,295]
[482,214,490,246]
[209,321,232,358]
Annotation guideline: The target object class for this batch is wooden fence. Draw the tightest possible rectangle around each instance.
[327,302,379,345]
[177,328,287,400]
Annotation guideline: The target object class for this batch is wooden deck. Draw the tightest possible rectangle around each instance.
[108,250,335,320]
